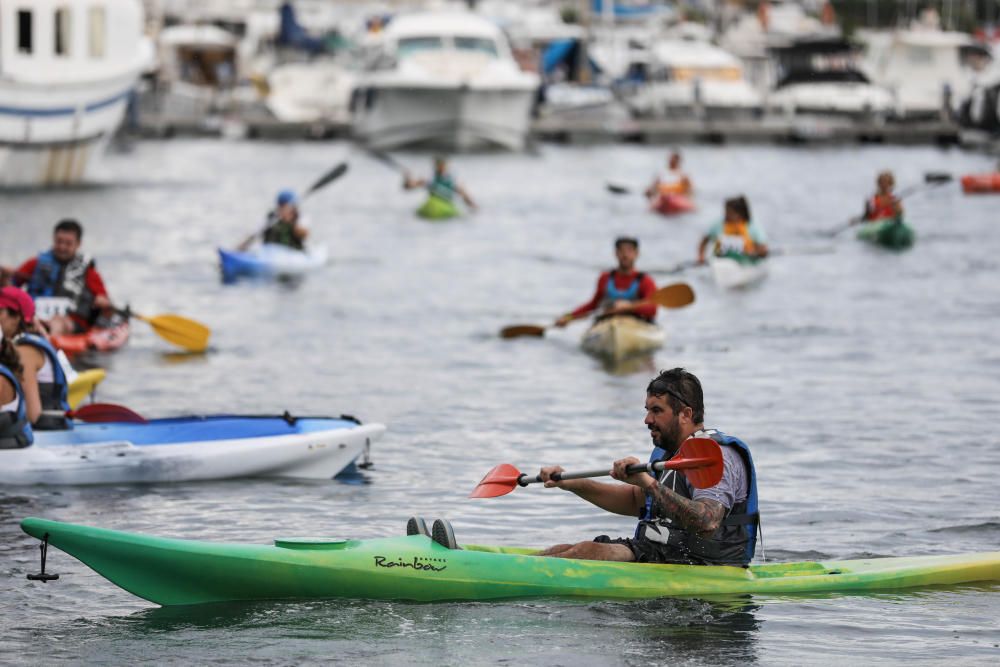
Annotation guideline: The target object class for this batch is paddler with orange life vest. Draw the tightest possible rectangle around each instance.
[555,237,658,328]
[862,170,903,223]
[1,220,113,337]
[646,151,692,200]
[697,196,769,264]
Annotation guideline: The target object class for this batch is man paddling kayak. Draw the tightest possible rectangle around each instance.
[645,150,692,201]
[537,368,760,565]
[0,287,71,430]
[555,237,658,327]
[2,220,113,337]
[862,170,903,222]
[696,196,768,264]
[403,157,477,212]
[240,190,309,251]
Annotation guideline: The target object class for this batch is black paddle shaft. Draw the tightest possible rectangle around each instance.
[518,461,665,487]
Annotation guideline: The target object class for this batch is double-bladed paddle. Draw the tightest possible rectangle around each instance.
[470,437,723,498]
[65,402,147,424]
[115,308,210,353]
[823,172,954,237]
[500,282,695,339]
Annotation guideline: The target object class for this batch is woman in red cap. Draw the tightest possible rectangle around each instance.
[0,287,72,431]
[0,292,33,448]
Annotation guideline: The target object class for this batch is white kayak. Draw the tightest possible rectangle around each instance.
[218,244,328,283]
[709,255,769,289]
[581,316,665,361]
[2,415,384,485]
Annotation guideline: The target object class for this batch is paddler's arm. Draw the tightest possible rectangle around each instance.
[402,173,426,190]
[456,185,477,210]
[17,346,43,424]
[644,177,659,199]
[555,273,608,327]
[85,266,112,311]
[696,235,711,265]
[539,466,646,517]
[612,456,726,534]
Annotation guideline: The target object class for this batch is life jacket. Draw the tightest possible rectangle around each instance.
[15,333,71,431]
[714,220,756,257]
[867,193,899,221]
[635,429,760,566]
[657,171,691,196]
[601,270,651,317]
[27,250,97,322]
[262,220,304,250]
[429,174,456,202]
[0,365,34,449]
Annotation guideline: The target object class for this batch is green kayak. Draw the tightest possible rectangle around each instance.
[20,518,1000,606]
[416,195,459,221]
[856,219,915,249]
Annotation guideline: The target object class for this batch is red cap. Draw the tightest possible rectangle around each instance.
[0,287,34,323]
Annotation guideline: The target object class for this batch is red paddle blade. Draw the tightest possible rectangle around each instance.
[665,437,724,489]
[69,403,148,424]
[469,463,523,498]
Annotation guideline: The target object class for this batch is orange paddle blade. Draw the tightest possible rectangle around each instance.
[649,282,695,309]
[669,437,723,489]
[469,463,524,498]
[500,325,546,339]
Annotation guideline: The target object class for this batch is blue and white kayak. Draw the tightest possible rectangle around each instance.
[218,244,328,283]
[2,415,384,485]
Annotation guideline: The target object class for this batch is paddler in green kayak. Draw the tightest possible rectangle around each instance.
[403,157,477,218]
[536,368,760,565]
[862,170,903,223]
[240,190,309,251]
[696,196,769,264]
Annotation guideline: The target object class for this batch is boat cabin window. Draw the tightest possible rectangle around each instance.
[904,45,933,65]
[454,37,498,57]
[89,6,106,58]
[17,9,33,54]
[398,36,443,58]
[55,7,72,56]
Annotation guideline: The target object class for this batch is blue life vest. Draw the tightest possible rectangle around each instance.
[0,365,34,448]
[15,333,72,430]
[26,250,97,321]
[604,271,642,303]
[635,429,760,566]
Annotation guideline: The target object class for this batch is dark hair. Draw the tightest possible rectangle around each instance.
[647,368,704,423]
[0,337,24,380]
[724,196,751,222]
[615,236,639,250]
[54,219,83,240]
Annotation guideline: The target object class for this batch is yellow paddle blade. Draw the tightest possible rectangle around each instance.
[135,313,211,352]
[650,282,695,309]
[500,324,547,339]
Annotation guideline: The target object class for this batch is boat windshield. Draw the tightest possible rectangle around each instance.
[454,37,498,57]
[776,69,871,88]
[398,36,444,58]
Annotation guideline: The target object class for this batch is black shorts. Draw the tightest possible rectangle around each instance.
[593,534,697,565]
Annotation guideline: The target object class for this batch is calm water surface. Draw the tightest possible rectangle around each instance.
[1,140,999,665]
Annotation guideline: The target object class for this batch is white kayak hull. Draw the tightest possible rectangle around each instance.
[2,418,384,485]
[709,256,769,289]
[581,317,665,361]
[219,244,328,283]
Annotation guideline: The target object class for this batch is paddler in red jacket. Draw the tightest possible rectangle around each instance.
[863,170,903,222]
[1,220,112,337]
[555,237,658,327]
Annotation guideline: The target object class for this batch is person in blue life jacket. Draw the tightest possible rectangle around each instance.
[0,287,71,430]
[240,190,310,251]
[403,157,477,210]
[0,320,34,449]
[536,368,760,566]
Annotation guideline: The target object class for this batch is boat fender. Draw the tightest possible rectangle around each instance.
[26,533,60,583]
[281,411,298,426]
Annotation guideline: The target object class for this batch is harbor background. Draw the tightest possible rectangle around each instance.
[2,139,999,664]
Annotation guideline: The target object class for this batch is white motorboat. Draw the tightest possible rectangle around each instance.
[351,10,539,151]
[0,0,146,187]
[709,255,769,290]
[622,39,762,119]
[767,38,893,118]
[266,61,355,123]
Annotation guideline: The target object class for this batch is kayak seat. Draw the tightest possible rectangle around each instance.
[406,517,430,538]
[432,519,460,550]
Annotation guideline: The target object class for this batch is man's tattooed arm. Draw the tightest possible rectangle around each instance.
[646,482,725,534]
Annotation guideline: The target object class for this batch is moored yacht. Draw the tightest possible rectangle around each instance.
[0,0,145,187]
[351,10,539,151]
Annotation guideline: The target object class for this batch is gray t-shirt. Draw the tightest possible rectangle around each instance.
[654,444,748,514]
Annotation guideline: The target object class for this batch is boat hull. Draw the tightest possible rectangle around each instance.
[416,195,459,220]
[651,193,695,216]
[3,416,384,485]
[51,321,130,355]
[19,518,1000,606]
[218,245,328,283]
[580,316,665,361]
[856,219,915,249]
[710,256,769,289]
